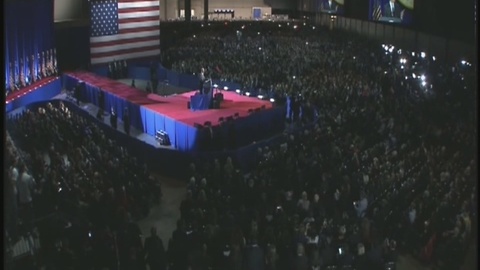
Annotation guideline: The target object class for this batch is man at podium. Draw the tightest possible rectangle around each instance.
[321,0,338,13]
[383,0,404,19]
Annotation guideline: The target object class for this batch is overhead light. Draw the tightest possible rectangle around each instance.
[461,60,466,65]
[257,95,264,99]
[420,52,426,58]
[412,73,416,79]
[421,81,427,86]
[213,84,218,88]
[245,92,251,96]
[269,98,275,103]
[235,89,241,93]
[420,75,426,81]
[432,56,436,61]
[223,86,228,90]
[312,26,315,29]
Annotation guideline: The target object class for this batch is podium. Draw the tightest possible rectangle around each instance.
[378,16,402,23]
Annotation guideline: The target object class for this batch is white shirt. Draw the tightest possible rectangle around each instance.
[17,172,36,204]
[408,209,416,224]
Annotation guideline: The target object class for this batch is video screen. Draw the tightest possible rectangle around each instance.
[318,0,344,15]
[369,0,414,24]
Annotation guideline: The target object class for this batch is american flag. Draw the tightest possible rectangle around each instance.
[372,0,382,20]
[90,0,160,65]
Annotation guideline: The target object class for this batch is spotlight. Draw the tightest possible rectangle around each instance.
[213,84,218,88]
[223,86,228,90]
[421,81,427,86]
[420,52,426,58]
[245,92,251,96]
[312,26,315,29]
[235,89,241,94]
[292,76,296,79]
[432,56,436,61]
[306,42,309,45]
[278,24,281,27]
[257,95,264,99]
[420,75,426,81]
[461,60,466,65]
[257,32,260,35]
[412,73,416,79]
[269,98,275,103]
[412,52,415,56]
[293,25,298,29]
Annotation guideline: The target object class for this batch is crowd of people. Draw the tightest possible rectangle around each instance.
[6,101,162,269]
[5,20,475,270]
[162,21,475,270]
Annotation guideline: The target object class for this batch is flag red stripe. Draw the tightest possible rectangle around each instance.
[91,35,158,48]
[91,44,159,58]
[118,25,159,35]
[118,6,158,13]
[118,0,158,2]
[119,16,159,24]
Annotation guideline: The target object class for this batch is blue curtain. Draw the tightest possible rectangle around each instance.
[4,0,55,92]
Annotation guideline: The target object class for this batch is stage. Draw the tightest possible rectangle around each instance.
[5,77,62,113]
[63,72,285,152]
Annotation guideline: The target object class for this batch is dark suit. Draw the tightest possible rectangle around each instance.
[110,111,117,129]
[123,111,130,135]
[243,245,264,270]
[144,235,167,270]
[383,2,402,18]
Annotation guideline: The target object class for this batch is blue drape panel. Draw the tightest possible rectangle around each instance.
[5,0,55,90]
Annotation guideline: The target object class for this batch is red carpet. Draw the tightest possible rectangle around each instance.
[6,77,59,104]
[67,71,272,127]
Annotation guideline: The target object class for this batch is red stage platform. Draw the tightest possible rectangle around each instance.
[66,71,273,127]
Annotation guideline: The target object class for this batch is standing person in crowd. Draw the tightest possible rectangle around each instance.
[144,227,167,270]
[74,82,82,106]
[110,107,117,130]
[123,107,131,136]
[17,163,36,226]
